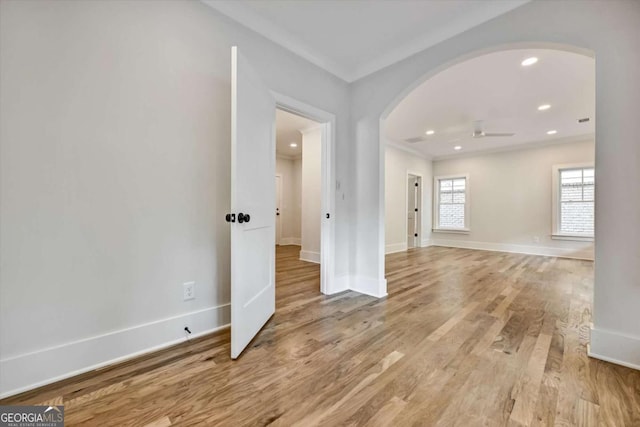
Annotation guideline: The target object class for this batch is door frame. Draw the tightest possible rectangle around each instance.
[405,171,424,250]
[272,92,336,295]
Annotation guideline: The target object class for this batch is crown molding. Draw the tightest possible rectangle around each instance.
[432,133,595,161]
[385,139,432,160]
[299,124,322,135]
[201,0,352,81]
[201,0,530,83]
[350,0,530,82]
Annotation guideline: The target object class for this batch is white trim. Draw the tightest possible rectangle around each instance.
[331,274,350,294]
[551,162,595,238]
[432,228,470,234]
[272,92,336,296]
[279,237,301,246]
[201,0,529,82]
[386,242,408,254]
[551,234,594,242]
[385,139,431,160]
[299,124,322,135]
[0,304,230,398]
[589,327,640,371]
[276,153,300,161]
[201,0,351,81]
[350,276,388,298]
[433,173,470,232]
[430,238,594,260]
[421,239,433,247]
[299,250,321,264]
[433,134,595,161]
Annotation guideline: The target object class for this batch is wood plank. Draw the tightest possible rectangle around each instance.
[2,245,639,426]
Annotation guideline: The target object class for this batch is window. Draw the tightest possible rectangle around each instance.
[552,164,594,240]
[434,175,469,232]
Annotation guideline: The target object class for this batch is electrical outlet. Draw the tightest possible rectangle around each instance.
[183,282,195,301]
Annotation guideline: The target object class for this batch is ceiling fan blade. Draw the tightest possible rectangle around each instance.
[482,132,515,137]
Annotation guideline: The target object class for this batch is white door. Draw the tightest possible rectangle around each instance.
[230,46,276,359]
[407,176,417,248]
[275,175,282,245]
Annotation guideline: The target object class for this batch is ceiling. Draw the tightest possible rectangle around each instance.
[202,0,529,82]
[276,109,318,158]
[385,49,595,159]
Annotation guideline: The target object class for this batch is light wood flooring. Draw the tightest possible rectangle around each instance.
[2,245,639,426]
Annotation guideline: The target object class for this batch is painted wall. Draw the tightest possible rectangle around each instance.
[350,0,640,366]
[300,128,322,262]
[0,0,351,397]
[276,156,301,244]
[384,145,432,254]
[431,140,595,259]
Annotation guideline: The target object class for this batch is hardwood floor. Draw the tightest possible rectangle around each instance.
[2,245,639,426]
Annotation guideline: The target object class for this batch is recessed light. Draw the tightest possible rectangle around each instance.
[521,57,538,66]
[547,130,557,135]
[290,143,298,148]
[454,146,462,151]
[538,104,551,111]
[425,130,435,135]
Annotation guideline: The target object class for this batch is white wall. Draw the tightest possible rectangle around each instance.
[385,145,432,254]
[300,127,322,263]
[0,0,351,397]
[350,1,640,367]
[431,140,595,259]
[276,156,301,244]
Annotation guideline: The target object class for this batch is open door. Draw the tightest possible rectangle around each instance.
[230,46,276,359]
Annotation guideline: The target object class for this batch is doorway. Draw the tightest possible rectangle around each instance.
[274,108,322,265]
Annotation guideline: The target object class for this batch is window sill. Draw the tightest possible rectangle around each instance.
[432,228,470,235]
[551,234,594,242]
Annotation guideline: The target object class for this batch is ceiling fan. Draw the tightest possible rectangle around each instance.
[403,119,514,143]
[471,120,514,138]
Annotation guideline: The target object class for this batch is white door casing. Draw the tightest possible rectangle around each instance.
[230,46,276,359]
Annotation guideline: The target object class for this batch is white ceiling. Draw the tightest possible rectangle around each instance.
[202,0,529,82]
[385,49,595,159]
[276,108,318,158]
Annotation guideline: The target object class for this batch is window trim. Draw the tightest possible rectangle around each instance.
[551,163,595,242]
[433,173,470,233]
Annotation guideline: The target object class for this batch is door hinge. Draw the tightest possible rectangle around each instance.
[414,233,418,237]
[326,213,330,219]
[415,182,419,187]
[415,208,418,212]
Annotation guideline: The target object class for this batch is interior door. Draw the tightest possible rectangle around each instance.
[407,176,416,248]
[230,46,276,359]
[275,175,282,245]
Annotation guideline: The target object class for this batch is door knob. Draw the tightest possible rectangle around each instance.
[225,213,236,223]
[238,213,250,224]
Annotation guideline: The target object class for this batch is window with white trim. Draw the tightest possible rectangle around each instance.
[552,165,594,239]
[434,175,469,231]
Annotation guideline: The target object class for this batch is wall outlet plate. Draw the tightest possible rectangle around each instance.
[183,282,195,301]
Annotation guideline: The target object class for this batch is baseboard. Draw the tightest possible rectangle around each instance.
[329,274,350,294]
[429,238,594,260]
[350,276,388,298]
[299,250,320,264]
[421,239,433,248]
[279,237,301,246]
[0,304,230,399]
[588,327,640,370]
[385,242,408,254]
